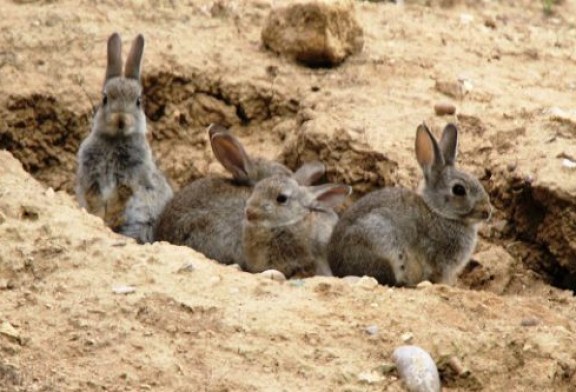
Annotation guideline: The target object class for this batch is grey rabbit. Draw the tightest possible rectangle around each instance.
[154,124,326,267]
[328,123,492,286]
[76,33,173,243]
[243,174,351,279]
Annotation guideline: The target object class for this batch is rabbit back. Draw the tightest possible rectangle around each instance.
[328,187,477,286]
[154,177,252,266]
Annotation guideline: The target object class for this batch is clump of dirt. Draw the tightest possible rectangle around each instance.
[0,94,89,192]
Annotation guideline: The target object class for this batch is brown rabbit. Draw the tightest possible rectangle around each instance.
[154,124,326,268]
[328,123,492,286]
[243,175,351,279]
[76,33,172,243]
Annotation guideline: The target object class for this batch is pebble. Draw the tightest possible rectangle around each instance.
[562,158,576,169]
[259,269,286,282]
[177,262,196,273]
[521,317,540,327]
[393,345,441,392]
[416,281,433,289]
[355,276,379,290]
[365,325,379,336]
[0,321,21,344]
[112,285,136,295]
[434,102,456,116]
[401,332,414,343]
[228,263,242,271]
[342,275,361,284]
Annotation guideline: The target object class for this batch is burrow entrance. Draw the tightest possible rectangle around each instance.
[0,69,574,293]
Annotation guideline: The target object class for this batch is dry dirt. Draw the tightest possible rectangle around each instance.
[1,0,576,391]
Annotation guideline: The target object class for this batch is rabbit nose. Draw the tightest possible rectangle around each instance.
[245,207,258,221]
[479,203,492,221]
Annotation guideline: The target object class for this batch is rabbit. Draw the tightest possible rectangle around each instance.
[76,33,173,243]
[242,174,351,279]
[153,124,326,267]
[328,123,492,286]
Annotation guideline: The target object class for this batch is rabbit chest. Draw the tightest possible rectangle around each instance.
[78,135,153,228]
[243,221,317,278]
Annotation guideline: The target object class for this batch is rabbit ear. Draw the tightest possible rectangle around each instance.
[309,184,352,209]
[293,161,326,186]
[438,123,458,166]
[207,123,230,139]
[210,132,254,182]
[415,123,444,178]
[125,34,144,80]
[105,33,123,82]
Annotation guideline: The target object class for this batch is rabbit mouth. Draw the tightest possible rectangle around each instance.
[107,113,136,135]
[464,204,492,222]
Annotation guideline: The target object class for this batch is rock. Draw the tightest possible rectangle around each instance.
[521,317,540,327]
[365,325,379,336]
[355,276,379,290]
[434,102,456,116]
[393,345,441,392]
[261,0,364,67]
[435,79,463,99]
[177,262,196,273]
[0,321,21,344]
[259,269,287,282]
[401,332,414,343]
[112,285,137,295]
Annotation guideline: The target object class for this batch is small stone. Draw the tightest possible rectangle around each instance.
[0,278,9,289]
[259,269,287,282]
[342,275,361,285]
[177,262,196,273]
[44,187,55,198]
[434,102,456,116]
[393,345,441,392]
[0,321,21,344]
[365,325,379,336]
[356,276,379,290]
[435,80,463,99]
[228,263,242,271]
[261,0,364,67]
[416,281,433,289]
[521,317,540,327]
[112,285,136,295]
[357,370,385,384]
[562,158,576,169]
[401,332,414,343]
[484,16,496,29]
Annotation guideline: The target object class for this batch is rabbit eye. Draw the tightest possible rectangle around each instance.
[452,184,467,196]
[102,94,108,106]
[276,194,288,204]
[136,96,142,107]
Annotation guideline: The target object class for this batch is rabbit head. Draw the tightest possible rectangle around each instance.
[94,33,146,138]
[244,175,351,229]
[415,123,492,224]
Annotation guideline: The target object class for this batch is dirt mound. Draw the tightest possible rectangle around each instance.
[1,0,576,390]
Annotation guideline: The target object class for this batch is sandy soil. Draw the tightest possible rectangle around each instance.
[1,0,576,391]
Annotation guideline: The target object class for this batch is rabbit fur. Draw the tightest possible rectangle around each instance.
[76,33,172,243]
[328,123,492,286]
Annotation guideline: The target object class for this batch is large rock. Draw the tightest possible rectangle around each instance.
[261,0,364,67]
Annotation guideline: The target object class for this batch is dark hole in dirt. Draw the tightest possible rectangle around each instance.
[0,71,574,294]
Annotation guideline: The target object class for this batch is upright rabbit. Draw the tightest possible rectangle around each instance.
[76,33,173,243]
[243,175,351,279]
[154,124,325,267]
[328,123,492,286]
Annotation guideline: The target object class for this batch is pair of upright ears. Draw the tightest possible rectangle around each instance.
[415,123,459,174]
[105,33,144,83]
